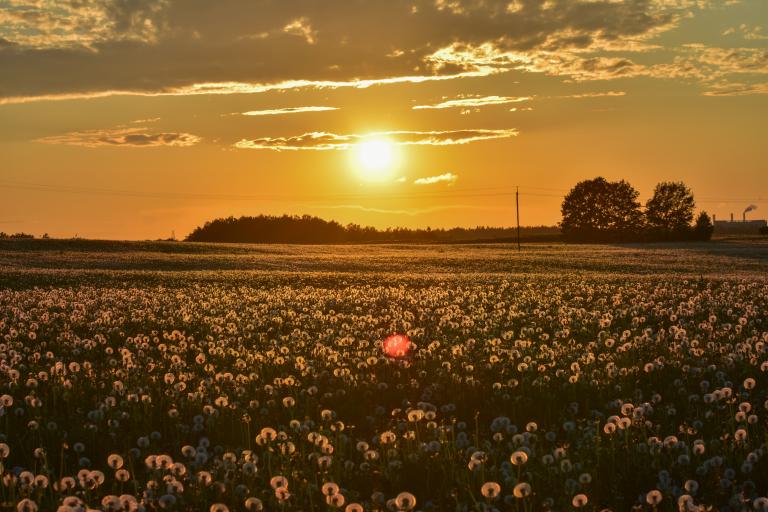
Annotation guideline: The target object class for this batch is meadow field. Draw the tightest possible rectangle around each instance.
[2,239,768,511]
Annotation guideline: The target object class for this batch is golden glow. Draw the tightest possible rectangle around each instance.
[353,138,397,181]
[2,0,766,240]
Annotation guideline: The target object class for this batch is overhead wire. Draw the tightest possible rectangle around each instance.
[0,179,762,205]
[0,179,568,202]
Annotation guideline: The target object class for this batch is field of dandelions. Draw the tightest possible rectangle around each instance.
[2,239,768,512]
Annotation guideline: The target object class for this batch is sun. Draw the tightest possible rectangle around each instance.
[353,138,397,181]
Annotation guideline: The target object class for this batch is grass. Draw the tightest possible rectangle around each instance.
[0,240,767,511]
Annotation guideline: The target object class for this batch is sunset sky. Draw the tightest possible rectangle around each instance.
[1,0,766,240]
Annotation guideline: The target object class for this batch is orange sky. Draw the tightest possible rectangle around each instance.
[1,0,766,239]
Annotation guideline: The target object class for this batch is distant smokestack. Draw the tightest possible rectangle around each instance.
[731,213,734,222]
[744,204,758,223]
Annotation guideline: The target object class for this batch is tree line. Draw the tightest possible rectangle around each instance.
[185,215,559,244]
[561,177,713,242]
[186,179,714,245]
[0,232,36,239]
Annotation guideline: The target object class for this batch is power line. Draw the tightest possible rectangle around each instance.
[0,179,567,203]
[0,178,763,205]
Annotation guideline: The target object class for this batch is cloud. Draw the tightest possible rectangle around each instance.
[413,90,625,111]
[0,0,167,49]
[235,132,351,151]
[549,91,627,99]
[0,0,720,103]
[413,95,531,110]
[241,106,338,116]
[425,39,768,85]
[686,46,768,75]
[426,43,662,81]
[283,17,317,44]
[423,43,641,81]
[414,172,459,185]
[130,117,162,124]
[36,128,201,148]
[722,24,768,41]
[0,71,495,106]
[234,128,517,151]
[703,81,768,96]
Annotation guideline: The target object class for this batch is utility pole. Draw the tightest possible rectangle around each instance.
[516,186,521,251]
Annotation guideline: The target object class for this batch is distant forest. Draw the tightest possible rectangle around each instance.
[186,215,559,244]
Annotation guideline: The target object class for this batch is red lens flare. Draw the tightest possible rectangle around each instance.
[383,334,411,358]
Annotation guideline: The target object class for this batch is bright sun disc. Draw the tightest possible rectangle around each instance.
[354,139,396,180]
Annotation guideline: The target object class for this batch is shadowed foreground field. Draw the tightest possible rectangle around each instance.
[1,240,768,511]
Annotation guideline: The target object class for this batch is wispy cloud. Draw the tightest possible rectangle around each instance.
[426,44,655,82]
[548,91,627,99]
[413,95,531,110]
[241,106,338,116]
[36,128,201,148]
[722,24,768,41]
[686,45,768,75]
[414,173,459,185]
[129,117,162,124]
[703,81,768,96]
[283,17,317,45]
[424,41,768,85]
[234,129,518,151]
[0,71,497,106]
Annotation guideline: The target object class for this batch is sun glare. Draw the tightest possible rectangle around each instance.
[383,334,411,358]
[353,138,397,181]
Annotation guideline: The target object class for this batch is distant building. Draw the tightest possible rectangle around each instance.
[712,215,767,235]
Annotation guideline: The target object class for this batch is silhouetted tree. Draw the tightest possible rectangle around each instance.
[561,177,643,242]
[645,181,695,239]
[693,212,714,241]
